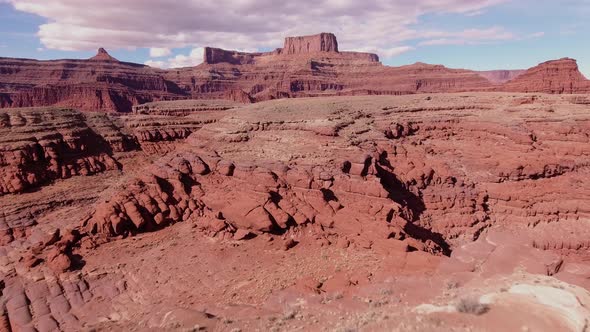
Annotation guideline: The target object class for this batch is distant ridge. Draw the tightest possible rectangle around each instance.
[0,33,588,112]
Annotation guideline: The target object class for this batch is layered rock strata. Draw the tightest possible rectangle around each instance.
[1,94,590,330]
[2,34,588,113]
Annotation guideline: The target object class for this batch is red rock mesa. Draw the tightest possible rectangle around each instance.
[1,33,589,112]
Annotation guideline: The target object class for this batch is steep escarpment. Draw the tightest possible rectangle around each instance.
[203,47,279,65]
[132,99,240,116]
[0,108,120,196]
[283,32,339,54]
[0,49,186,112]
[502,58,590,93]
[0,33,588,114]
[0,103,233,197]
[167,55,490,103]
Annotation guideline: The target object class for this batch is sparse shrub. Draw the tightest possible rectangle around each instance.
[282,309,297,320]
[446,280,460,289]
[456,297,489,315]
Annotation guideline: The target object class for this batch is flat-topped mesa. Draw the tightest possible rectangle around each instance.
[203,47,278,65]
[502,57,590,93]
[90,48,118,61]
[202,33,378,65]
[283,32,339,54]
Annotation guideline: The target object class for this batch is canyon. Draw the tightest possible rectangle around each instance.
[0,92,589,331]
[1,33,589,113]
[1,32,590,331]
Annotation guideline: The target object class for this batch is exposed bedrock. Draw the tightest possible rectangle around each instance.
[86,151,445,255]
[0,108,121,196]
[283,32,339,54]
[0,105,230,197]
[83,94,590,257]
[502,58,590,93]
[1,93,590,331]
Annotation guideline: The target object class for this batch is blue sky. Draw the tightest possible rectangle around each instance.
[0,0,588,77]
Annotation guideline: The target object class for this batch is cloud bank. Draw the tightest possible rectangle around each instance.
[7,0,542,68]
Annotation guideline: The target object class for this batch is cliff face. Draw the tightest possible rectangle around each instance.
[0,103,231,197]
[167,39,490,102]
[0,108,121,195]
[0,34,588,113]
[0,49,187,112]
[203,47,279,65]
[502,58,590,93]
[283,32,339,54]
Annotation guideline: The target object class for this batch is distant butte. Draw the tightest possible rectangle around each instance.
[503,58,590,93]
[89,47,119,62]
[283,32,339,54]
[0,33,589,112]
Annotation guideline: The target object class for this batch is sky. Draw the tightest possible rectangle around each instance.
[0,0,588,77]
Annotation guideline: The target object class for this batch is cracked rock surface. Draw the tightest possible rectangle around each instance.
[1,93,589,331]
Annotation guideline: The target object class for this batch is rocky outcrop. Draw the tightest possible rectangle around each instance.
[120,113,223,154]
[203,47,279,65]
[283,32,339,54]
[90,48,119,62]
[85,150,442,256]
[0,49,185,112]
[502,58,590,93]
[2,93,590,331]
[132,99,239,116]
[0,104,231,197]
[83,93,590,253]
[0,108,121,196]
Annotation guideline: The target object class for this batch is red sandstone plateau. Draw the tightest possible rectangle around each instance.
[1,32,590,332]
[1,33,590,113]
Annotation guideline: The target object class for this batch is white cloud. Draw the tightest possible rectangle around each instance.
[149,47,171,57]
[144,59,166,68]
[5,0,512,59]
[167,47,204,68]
[145,47,204,68]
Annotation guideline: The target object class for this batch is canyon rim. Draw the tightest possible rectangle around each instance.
[1,1,590,330]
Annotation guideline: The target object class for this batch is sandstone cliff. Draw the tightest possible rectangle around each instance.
[0,49,186,112]
[502,58,590,93]
[0,34,588,113]
[0,108,121,196]
[283,32,339,54]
